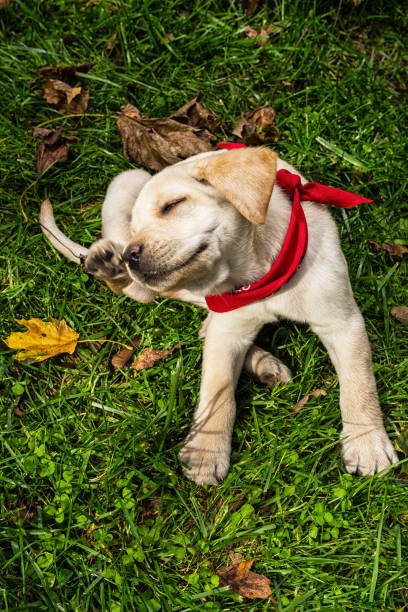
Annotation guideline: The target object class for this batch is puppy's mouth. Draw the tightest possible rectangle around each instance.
[134,242,208,286]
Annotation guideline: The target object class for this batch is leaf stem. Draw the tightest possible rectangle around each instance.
[77,339,133,350]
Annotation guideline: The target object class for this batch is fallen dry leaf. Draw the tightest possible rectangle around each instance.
[36,62,95,80]
[217,558,274,600]
[228,551,244,564]
[292,389,327,414]
[105,30,119,55]
[232,106,279,144]
[163,33,175,43]
[391,306,408,324]
[246,0,260,15]
[369,241,408,259]
[171,94,221,135]
[111,335,141,369]
[242,25,274,47]
[13,404,24,417]
[117,96,219,172]
[242,26,258,39]
[131,343,183,371]
[33,126,80,175]
[43,79,90,113]
[3,318,79,363]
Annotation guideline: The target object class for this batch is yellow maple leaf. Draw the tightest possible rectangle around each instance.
[3,318,79,363]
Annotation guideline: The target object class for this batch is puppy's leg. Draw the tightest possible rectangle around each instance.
[101,169,151,244]
[179,315,262,485]
[199,314,291,387]
[85,170,157,302]
[311,307,398,475]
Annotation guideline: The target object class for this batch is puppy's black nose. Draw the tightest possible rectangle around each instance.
[124,243,144,269]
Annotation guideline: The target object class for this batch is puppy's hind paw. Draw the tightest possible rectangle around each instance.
[341,425,398,476]
[178,442,230,485]
[85,239,127,281]
[244,346,292,388]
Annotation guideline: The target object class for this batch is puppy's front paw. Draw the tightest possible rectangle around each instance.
[341,425,398,476]
[85,240,127,281]
[178,438,230,485]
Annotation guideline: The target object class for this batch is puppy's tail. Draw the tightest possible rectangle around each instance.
[39,199,89,265]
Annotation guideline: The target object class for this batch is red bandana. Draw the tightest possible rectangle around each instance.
[205,143,373,313]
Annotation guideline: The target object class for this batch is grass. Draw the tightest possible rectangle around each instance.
[1,0,407,610]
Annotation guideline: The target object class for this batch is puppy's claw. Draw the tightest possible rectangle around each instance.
[178,443,230,485]
[259,372,278,388]
[341,426,398,476]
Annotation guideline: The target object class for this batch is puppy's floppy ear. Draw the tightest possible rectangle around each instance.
[189,146,277,224]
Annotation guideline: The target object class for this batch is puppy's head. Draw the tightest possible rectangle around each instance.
[123,146,277,295]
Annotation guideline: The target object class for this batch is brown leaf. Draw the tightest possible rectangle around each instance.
[0,0,13,8]
[33,126,80,175]
[242,26,258,39]
[111,336,141,369]
[292,389,327,414]
[246,0,260,15]
[232,106,279,144]
[172,94,221,134]
[13,404,23,417]
[37,62,95,80]
[229,552,244,564]
[217,559,274,600]
[131,342,183,371]
[163,33,175,43]
[242,25,275,47]
[105,30,118,55]
[369,241,408,259]
[117,97,219,172]
[43,79,89,113]
[391,306,408,324]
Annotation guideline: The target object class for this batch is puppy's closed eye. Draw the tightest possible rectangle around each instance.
[161,197,186,215]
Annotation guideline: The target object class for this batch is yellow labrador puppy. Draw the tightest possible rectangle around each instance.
[40,146,398,484]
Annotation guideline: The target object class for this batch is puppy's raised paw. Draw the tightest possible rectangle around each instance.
[85,239,127,281]
[341,425,398,476]
[178,439,230,485]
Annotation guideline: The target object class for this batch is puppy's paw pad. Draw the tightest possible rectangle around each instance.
[85,240,126,280]
[341,427,398,476]
[178,445,230,485]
